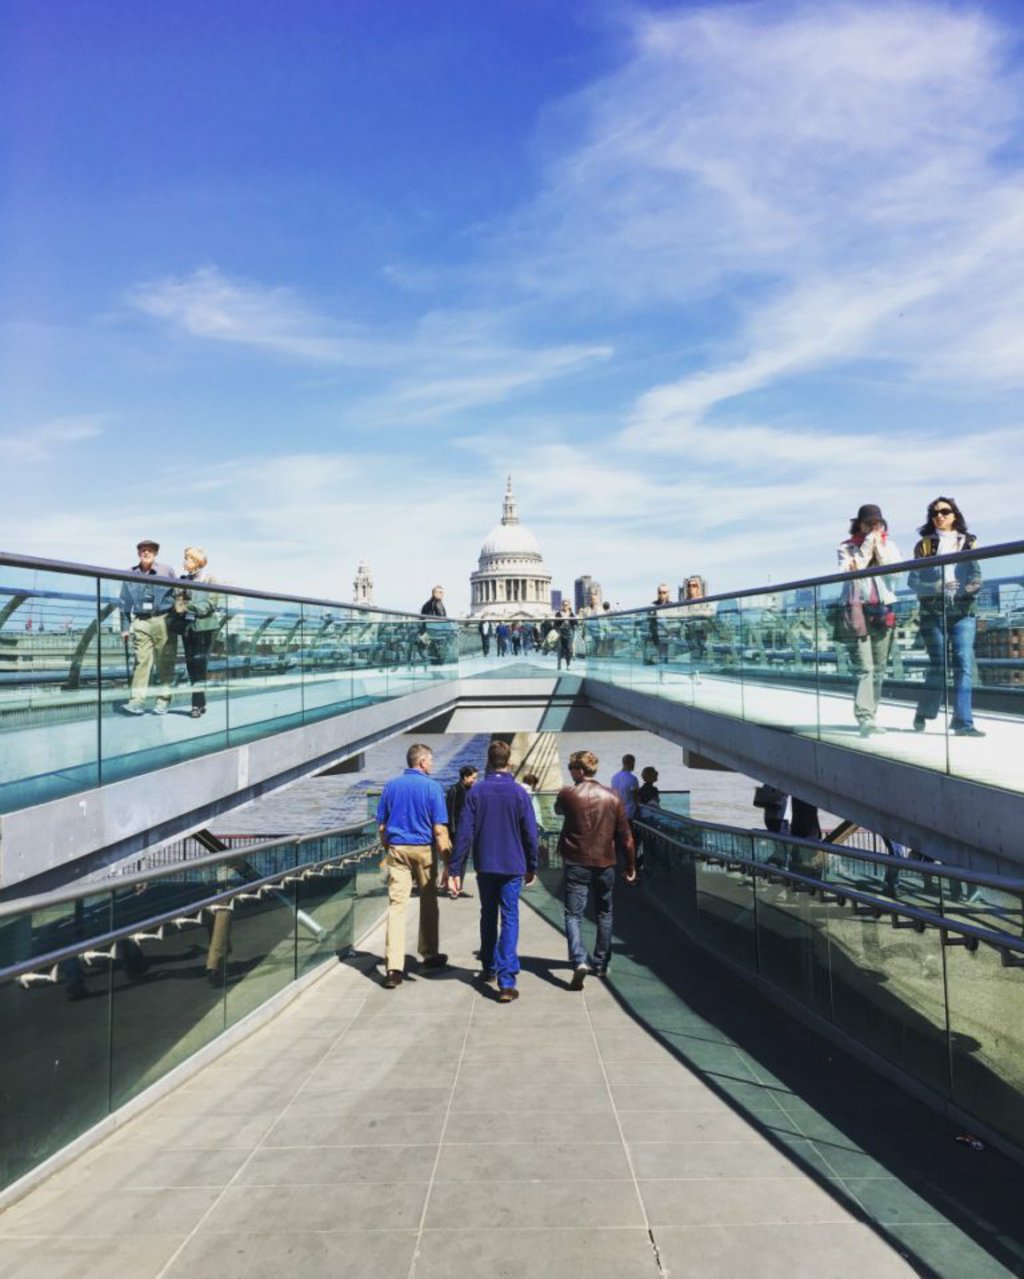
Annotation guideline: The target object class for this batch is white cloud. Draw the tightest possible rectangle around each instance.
[0,415,104,465]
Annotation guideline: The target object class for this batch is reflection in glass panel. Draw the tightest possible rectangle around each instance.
[110,911,227,1107]
[946,938,1024,1147]
[0,953,113,1188]
[224,879,298,1027]
[827,902,949,1094]
[0,566,102,810]
[296,863,357,977]
[224,595,305,748]
[754,877,831,1017]
[740,586,819,735]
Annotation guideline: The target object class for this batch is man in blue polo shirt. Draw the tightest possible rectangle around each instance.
[449,739,538,1002]
[376,742,450,989]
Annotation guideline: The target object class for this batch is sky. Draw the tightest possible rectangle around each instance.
[1,0,1022,613]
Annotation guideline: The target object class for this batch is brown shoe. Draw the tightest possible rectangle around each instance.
[570,965,588,991]
[498,987,519,1003]
[382,970,404,989]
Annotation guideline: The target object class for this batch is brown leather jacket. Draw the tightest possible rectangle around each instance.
[555,779,636,873]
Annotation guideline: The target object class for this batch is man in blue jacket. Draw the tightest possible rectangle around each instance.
[449,739,538,1002]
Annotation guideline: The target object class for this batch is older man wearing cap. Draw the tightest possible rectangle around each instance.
[119,539,178,715]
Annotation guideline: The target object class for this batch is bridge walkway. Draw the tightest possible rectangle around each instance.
[1,884,1019,1278]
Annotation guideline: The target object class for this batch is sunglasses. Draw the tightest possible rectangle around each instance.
[931,507,954,516]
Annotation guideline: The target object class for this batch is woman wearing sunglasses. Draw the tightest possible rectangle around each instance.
[908,497,984,737]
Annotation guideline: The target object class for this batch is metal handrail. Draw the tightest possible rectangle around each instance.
[4,539,1022,618]
[635,818,1024,961]
[0,838,383,985]
[635,805,1024,893]
[0,819,376,919]
[0,551,432,619]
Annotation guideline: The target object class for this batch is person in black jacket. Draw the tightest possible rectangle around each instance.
[418,585,448,664]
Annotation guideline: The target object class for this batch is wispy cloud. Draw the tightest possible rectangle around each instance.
[130,267,611,423]
[497,4,1024,456]
[0,415,103,465]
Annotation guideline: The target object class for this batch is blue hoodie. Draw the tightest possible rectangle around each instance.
[450,770,539,878]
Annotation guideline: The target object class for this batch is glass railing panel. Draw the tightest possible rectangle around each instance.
[945,930,1024,1147]
[353,844,390,939]
[0,564,102,810]
[753,868,832,1017]
[295,835,361,976]
[945,548,1024,788]
[295,602,355,724]
[826,897,949,1094]
[694,835,757,972]
[0,890,113,970]
[221,594,305,748]
[738,586,820,735]
[0,945,113,1189]
[109,908,227,1108]
[223,875,299,1027]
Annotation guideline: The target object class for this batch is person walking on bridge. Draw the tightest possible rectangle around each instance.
[118,539,178,715]
[376,743,450,988]
[555,750,636,989]
[449,739,538,1002]
[836,504,903,737]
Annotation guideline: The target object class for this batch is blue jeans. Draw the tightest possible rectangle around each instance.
[478,873,522,989]
[563,864,615,971]
[916,609,976,729]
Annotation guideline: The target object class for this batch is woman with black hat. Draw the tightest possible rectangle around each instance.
[836,504,903,737]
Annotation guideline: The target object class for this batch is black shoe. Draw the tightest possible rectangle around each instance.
[913,715,926,732]
[590,968,608,978]
[953,726,986,738]
[382,970,404,988]
[478,970,497,984]
[570,965,588,991]
[421,953,448,971]
[498,987,519,1002]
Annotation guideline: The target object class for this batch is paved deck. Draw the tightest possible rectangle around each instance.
[1,883,1021,1278]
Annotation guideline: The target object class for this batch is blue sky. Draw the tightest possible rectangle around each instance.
[1,0,1021,612]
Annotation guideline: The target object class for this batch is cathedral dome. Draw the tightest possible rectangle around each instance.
[468,477,552,620]
[479,521,541,560]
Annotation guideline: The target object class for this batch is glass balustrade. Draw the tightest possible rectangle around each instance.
[0,825,383,1194]
[633,812,1024,1151]
[1,543,1021,817]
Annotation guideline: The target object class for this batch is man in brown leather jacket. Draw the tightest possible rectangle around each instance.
[555,750,636,989]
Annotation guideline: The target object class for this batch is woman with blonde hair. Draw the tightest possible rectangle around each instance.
[176,546,221,718]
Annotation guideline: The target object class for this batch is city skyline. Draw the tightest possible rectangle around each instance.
[2,1,1021,614]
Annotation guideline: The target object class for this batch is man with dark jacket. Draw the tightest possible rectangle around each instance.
[449,739,538,1002]
[555,749,636,989]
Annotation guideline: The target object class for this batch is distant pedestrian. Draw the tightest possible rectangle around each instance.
[637,766,660,806]
[418,585,448,664]
[555,601,576,670]
[496,621,510,657]
[449,739,538,1002]
[376,743,450,988]
[648,583,672,673]
[908,497,984,737]
[479,620,492,657]
[609,754,639,822]
[445,765,478,893]
[555,750,636,988]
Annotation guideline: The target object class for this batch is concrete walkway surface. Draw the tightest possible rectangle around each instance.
[0,882,1021,1278]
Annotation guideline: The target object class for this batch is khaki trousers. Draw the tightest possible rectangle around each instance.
[130,614,178,705]
[384,844,439,973]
